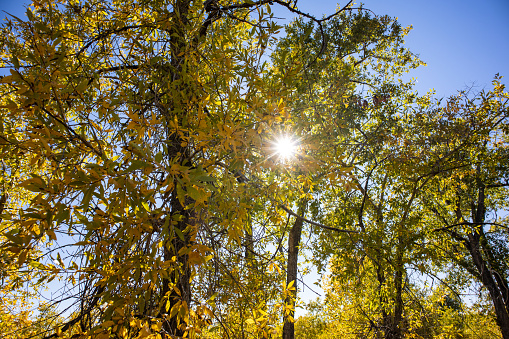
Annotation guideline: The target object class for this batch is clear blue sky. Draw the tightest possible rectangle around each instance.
[292,0,509,97]
[2,0,508,97]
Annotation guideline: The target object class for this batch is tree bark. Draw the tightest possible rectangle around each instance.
[463,184,509,339]
[159,1,194,336]
[465,232,509,339]
[0,192,6,224]
[282,200,307,339]
[389,237,404,339]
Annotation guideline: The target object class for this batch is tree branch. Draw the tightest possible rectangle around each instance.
[433,221,509,233]
[280,204,358,233]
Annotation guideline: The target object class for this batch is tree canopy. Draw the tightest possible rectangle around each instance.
[0,1,508,339]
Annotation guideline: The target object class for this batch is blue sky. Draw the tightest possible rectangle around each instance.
[295,0,509,97]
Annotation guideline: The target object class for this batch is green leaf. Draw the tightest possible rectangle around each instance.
[174,227,185,242]
[76,79,89,93]
[126,160,149,172]
[196,175,215,183]
[155,151,163,163]
[11,56,19,68]
[187,186,202,201]
[29,260,47,270]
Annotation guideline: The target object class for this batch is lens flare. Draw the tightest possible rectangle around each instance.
[274,136,297,161]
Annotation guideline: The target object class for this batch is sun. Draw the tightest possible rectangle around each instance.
[274,135,297,161]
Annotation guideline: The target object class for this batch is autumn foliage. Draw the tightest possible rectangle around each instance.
[0,1,508,339]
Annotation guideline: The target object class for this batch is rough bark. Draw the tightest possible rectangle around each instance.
[375,262,388,339]
[0,193,6,224]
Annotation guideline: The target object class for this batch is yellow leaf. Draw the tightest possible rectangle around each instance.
[102,320,115,328]
[136,324,151,339]
[188,251,202,266]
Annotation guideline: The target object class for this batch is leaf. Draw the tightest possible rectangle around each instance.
[48,229,57,241]
[155,151,163,163]
[196,175,215,182]
[18,249,28,265]
[81,185,95,211]
[56,252,65,268]
[187,186,202,202]
[20,177,46,192]
[174,227,185,242]
[188,251,202,265]
[126,160,149,172]
[11,56,20,68]
[102,320,115,328]
[76,79,89,93]
[169,301,181,319]
[29,260,47,270]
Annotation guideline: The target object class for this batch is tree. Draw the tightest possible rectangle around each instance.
[311,77,509,338]
[294,299,327,339]
[0,0,301,337]
[303,71,509,338]
[300,275,502,339]
[4,1,503,338]
[417,77,509,338]
[0,56,52,339]
[300,77,434,338]
[268,9,422,338]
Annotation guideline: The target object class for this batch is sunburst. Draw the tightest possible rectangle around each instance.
[273,135,297,162]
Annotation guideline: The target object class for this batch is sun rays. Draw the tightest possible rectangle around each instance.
[272,135,298,163]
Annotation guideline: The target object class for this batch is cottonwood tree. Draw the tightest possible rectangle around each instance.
[0,70,53,338]
[0,0,300,337]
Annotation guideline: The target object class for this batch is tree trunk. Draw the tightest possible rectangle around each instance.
[0,192,6,223]
[282,200,307,339]
[388,237,404,339]
[375,262,389,339]
[160,1,194,336]
[466,233,509,339]
[160,187,194,336]
[464,184,509,339]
